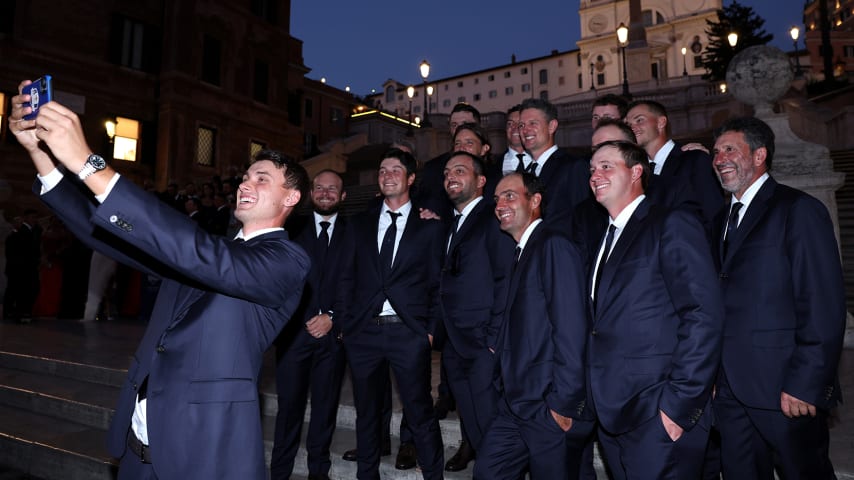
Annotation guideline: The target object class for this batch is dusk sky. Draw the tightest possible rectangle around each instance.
[291,0,804,96]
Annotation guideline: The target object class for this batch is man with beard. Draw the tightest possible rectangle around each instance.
[272,170,354,480]
[439,152,515,472]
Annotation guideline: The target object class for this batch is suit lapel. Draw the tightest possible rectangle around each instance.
[390,210,420,272]
[449,200,487,252]
[594,200,650,322]
[722,178,776,266]
[658,145,681,179]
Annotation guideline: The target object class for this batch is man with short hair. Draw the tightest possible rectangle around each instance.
[10,82,311,480]
[591,94,628,130]
[711,117,845,479]
[518,98,590,224]
[474,172,593,480]
[440,151,515,472]
[340,148,445,480]
[500,105,533,174]
[587,140,722,479]
[271,169,354,480]
[624,100,723,233]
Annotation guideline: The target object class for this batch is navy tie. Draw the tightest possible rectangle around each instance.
[593,224,617,311]
[515,153,526,173]
[526,161,539,176]
[722,202,743,259]
[379,211,401,273]
[447,214,463,253]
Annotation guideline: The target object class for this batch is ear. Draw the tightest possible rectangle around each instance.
[481,144,491,156]
[530,192,542,210]
[753,146,767,167]
[548,119,558,135]
[657,116,668,134]
[283,190,301,208]
[631,163,643,183]
[407,173,416,187]
[476,174,487,190]
[340,190,347,202]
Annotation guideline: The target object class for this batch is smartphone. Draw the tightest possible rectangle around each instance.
[23,75,53,120]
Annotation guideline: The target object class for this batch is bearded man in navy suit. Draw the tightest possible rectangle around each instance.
[711,117,845,479]
[10,81,310,480]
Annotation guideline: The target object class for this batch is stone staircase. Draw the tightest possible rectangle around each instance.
[832,150,854,313]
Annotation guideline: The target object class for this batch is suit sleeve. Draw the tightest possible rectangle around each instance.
[782,195,846,408]
[687,150,724,233]
[658,210,724,430]
[484,221,515,349]
[542,233,591,420]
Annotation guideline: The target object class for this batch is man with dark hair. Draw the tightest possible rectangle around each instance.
[518,98,590,224]
[474,172,593,480]
[500,104,533,174]
[624,100,723,233]
[10,82,311,480]
[439,151,515,472]
[591,94,628,129]
[271,169,353,480]
[711,117,845,479]
[587,140,722,479]
[339,148,445,480]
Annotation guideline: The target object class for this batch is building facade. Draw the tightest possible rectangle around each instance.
[803,0,854,79]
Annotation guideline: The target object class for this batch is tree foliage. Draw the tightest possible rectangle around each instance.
[701,1,774,82]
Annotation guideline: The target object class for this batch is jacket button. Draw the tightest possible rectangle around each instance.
[110,215,118,223]
[156,345,166,353]
[591,330,598,336]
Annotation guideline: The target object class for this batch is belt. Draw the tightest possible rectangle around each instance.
[373,315,403,325]
[127,432,152,464]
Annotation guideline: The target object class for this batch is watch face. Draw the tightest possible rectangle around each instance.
[89,154,107,169]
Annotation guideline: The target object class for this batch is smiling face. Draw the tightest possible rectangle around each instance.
[713,130,767,199]
[505,110,523,150]
[311,171,345,216]
[625,104,666,151]
[519,107,557,159]
[589,145,643,218]
[444,154,485,209]
[453,129,490,157]
[235,160,300,233]
[378,157,415,201]
[494,174,541,242]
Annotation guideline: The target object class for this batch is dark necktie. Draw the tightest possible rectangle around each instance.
[593,224,617,311]
[514,245,522,262]
[317,220,330,266]
[526,161,539,176]
[649,161,657,175]
[515,153,526,173]
[722,202,743,259]
[447,214,462,253]
[379,211,401,273]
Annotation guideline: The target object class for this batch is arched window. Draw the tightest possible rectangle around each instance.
[385,86,395,104]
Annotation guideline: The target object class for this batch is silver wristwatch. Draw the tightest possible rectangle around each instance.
[77,154,107,180]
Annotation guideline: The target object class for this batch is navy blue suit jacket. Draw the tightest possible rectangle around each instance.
[587,200,723,435]
[37,175,309,479]
[339,203,444,338]
[494,222,591,422]
[439,199,515,358]
[278,214,355,352]
[714,177,845,411]
[537,148,592,225]
[647,144,723,235]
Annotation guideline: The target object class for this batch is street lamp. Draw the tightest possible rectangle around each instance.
[681,47,688,76]
[616,23,630,97]
[419,60,432,127]
[406,85,415,136]
[727,32,738,48]
[426,85,434,121]
[790,26,803,77]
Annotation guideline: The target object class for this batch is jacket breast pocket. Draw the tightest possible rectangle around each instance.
[188,378,256,403]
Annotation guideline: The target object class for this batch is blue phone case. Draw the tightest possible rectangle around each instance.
[23,75,53,120]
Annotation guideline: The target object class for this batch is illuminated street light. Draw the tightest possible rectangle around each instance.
[681,47,688,76]
[419,60,432,127]
[727,32,738,48]
[790,26,803,77]
[617,23,630,97]
[406,85,415,136]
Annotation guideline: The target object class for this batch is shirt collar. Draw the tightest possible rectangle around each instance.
[381,200,412,218]
[731,172,770,210]
[235,227,284,242]
[455,196,483,221]
[652,139,676,173]
[610,194,646,229]
[532,144,559,165]
[517,218,543,255]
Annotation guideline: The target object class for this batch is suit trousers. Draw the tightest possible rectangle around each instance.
[346,322,443,480]
[597,410,710,480]
[442,343,498,450]
[270,337,345,479]
[474,397,594,480]
[713,372,836,480]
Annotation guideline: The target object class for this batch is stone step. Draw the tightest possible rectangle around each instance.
[0,404,116,480]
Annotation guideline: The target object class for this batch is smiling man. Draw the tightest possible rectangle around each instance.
[9,80,310,480]
[710,117,844,479]
[586,140,722,480]
[518,98,590,224]
[338,148,445,480]
[474,172,592,480]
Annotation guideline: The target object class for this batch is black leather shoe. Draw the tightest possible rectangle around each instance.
[342,441,391,462]
[342,448,357,461]
[434,395,456,420]
[444,440,476,472]
[395,442,417,470]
